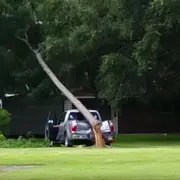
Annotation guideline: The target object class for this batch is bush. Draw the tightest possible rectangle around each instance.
[0,137,50,148]
[0,132,6,140]
[0,108,11,127]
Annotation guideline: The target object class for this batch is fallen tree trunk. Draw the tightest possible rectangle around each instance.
[17,35,105,147]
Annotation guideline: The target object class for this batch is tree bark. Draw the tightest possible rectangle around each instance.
[17,36,104,147]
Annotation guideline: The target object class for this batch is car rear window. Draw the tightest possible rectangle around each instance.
[68,112,100,121]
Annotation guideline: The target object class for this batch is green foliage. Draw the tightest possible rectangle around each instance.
[0,108,11,127]
[96,53,141,108]
[0,132,5,140]
[134,0,180,100]
[0,137,49,148]
[1,0,180,107]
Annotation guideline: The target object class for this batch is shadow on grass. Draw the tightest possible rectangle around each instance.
[0,165,40,172]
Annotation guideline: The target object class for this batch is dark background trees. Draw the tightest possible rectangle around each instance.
[1,0,180,110]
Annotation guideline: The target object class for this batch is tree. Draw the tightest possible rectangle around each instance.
[96,0,180,107]
[94,0,150,107]
[0,108,11,132]
[14,0,105,147]
[1,0,180,127]
[134,0,180,101]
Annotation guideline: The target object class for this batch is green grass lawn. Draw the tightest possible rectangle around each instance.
[0,134,180,180]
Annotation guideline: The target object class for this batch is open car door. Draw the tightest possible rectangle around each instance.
[45,111,59,145]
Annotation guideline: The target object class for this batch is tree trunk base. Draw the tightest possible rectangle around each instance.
[93,121,105,147]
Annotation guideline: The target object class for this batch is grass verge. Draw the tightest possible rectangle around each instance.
[0,146,180,180]
[0,134,180,179]
[0,133,180,148]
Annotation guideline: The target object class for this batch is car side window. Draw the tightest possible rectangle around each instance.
[57,112,66,124]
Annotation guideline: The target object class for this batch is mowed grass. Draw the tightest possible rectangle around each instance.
[0,134,180,180]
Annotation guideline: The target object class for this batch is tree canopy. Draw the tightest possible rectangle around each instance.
[1,0,180,108]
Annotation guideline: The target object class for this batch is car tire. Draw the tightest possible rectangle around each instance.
[64,135,73,147]
[85,141,94,147]
[106,141,112,146]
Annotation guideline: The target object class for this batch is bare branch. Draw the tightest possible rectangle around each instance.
[37,45,44,54]
[16,36,36,53]
[17,33,45,56]
[24,32,29,42]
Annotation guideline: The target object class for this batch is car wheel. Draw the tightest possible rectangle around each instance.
[85,141,94,147]
[64,135,73,147]
[106,141,112,146]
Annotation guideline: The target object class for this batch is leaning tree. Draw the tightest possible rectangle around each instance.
[9,0,106,147]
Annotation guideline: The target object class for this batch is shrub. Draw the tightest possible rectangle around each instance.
[0,132,6,140]
[0,108,11,127]
[0,137,50,148]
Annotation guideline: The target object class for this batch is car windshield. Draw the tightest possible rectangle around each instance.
[68,112,100,121]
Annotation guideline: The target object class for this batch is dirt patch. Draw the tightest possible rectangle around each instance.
[0,165,38,172]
